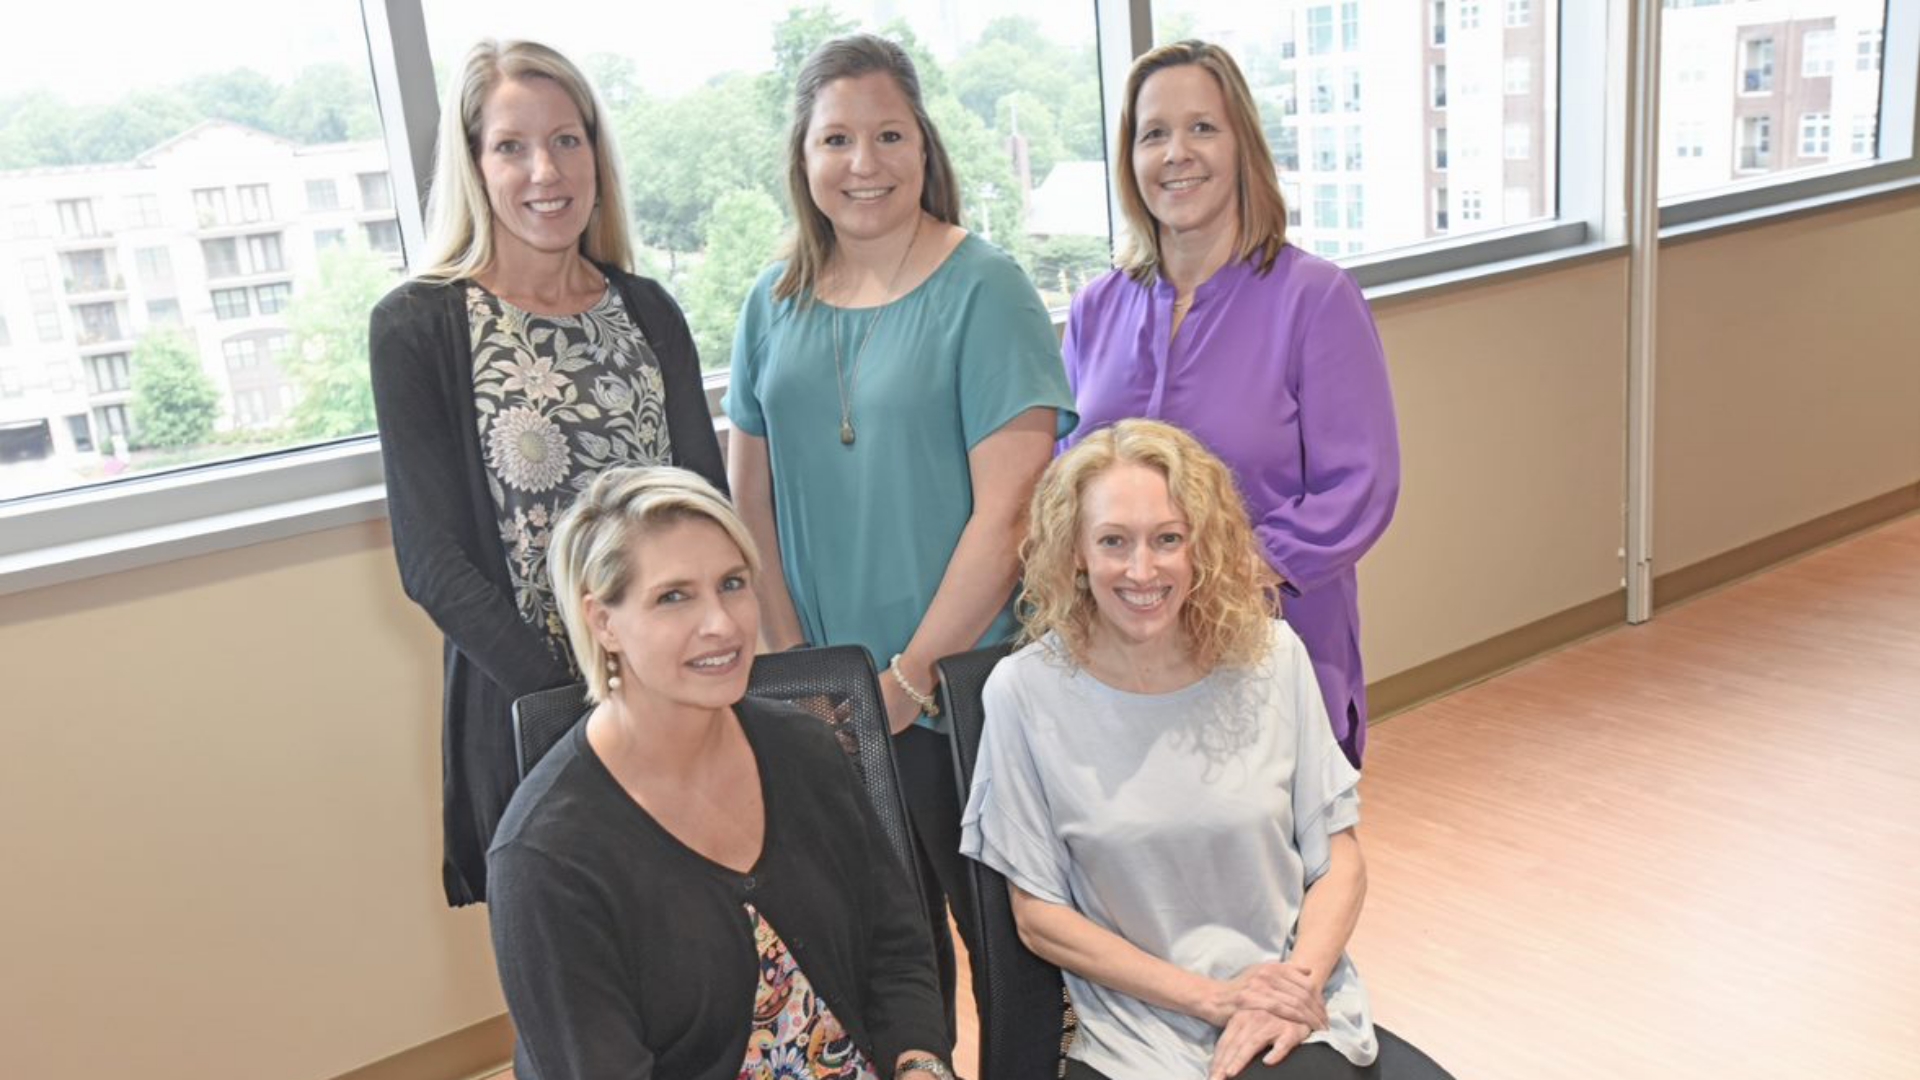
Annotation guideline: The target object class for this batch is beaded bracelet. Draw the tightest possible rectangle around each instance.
[888,653,941,718]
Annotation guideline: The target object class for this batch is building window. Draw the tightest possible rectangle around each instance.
[1505,57,1531,94]
[247,233,285,273]
[0,368,24,398]
[86,352,132,394]
[1505,0,1530,29]
[1313,183,1340,229]
[1460,189,1484,222]
[224,338,262,371]
[1742,38,1774,93]
[1340,2,1360,51]
[1855,29,1880,72]
[1431,0,1447,46]
[305,179,340,212]
[124,193,162,229]
[267,333,292,363]
[1504,123,1531,160]
[1799,113,1831,158]
[357,171,394,211]
[1433,127,1449,170]
[1459,1,1480,30]
[202,238,241,279]
[363,219,401,254]
[94,404,130,441]
[1675,121,1705,158]
[1851,115,1877,157]
[56,198,99,238]
[75,302,122,345]
[1344,125,1364,170]
[1307,5,1335,55]
[237,183,273,223]
[1344,184,1364,230]
[147,299,183,325]
[1275,126,1300,171]
[66,414,95,454]
[254,282,294,315]
[135,247,175,294]
[193,187,229,228]
[62,250,111,293]
[1343,67,1362,112]
[1433,185,1449,231]
[1801,29,1834,78]
[1311,69,1334,114]
[1314,127,1338,171]
[1739,115,1772,171]
[212,287,252,321]
[1431,64,1447,109]
[314,228,348,250]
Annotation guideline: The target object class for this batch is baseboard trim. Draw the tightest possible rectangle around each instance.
[1369,589,1627,722]
[329,1015,512,1080]
[1652,484,1920,611]
[1367,481,1919,725]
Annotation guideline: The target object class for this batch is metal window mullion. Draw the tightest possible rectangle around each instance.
[361,0,439,270]
[1625,0,1661,624]
[1095,0,1155,260]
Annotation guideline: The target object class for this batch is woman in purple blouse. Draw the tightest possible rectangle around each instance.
[1064,40,1399,766]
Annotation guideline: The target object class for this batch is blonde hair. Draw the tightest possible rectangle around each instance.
[548,467,761,704]
[774,32,962,302]
[415,39,634,283]
[1114,40,1288,285]
[1020,419,1278,672]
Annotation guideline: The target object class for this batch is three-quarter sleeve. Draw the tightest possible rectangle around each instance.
[954,249,1078,448]
[368,288,571,699]
[621,274,726,495]
[959,668,1075,906]
[489,842,656,1080]
[1258,271,1400,596]
[1278,626,1362,884]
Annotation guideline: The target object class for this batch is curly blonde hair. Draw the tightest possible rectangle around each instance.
[1020,419,1278,672]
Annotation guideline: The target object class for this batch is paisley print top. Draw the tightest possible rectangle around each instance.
[737,904,880,1080]
[468,282,674,669]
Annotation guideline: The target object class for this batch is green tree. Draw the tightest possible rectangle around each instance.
[183,69,280,133]
[684,189,784,369]
[128,328,219,450]
[764,3,858,115]
[619,75,782,275]
[285,244,398,438]
[269,64,381,143]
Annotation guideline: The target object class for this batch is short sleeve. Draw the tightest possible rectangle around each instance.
[954,245,1078,448]
[1278,625,1362,884]
[722,266,780,437]
[959,664,1075,906]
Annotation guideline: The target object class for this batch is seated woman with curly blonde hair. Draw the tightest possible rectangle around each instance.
[960,419,1448,1080]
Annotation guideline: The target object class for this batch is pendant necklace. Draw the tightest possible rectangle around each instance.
[831,216,923,446]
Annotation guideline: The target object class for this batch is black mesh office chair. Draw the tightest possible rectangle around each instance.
[510,645,922,896]
[937,643,1075,1080]
[938,644,1456,1080]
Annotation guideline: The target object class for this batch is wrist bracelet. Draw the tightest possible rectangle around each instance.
[896,1056,957,1080]
[888,653,941,717]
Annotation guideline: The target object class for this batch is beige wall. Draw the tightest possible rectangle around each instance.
[2,194,1915,1080]
[0,522,503,1080]
[1655,192,1920,572]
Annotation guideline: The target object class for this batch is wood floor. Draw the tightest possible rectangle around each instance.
[1348,514,1920,1079]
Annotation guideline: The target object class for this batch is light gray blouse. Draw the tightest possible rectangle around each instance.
[959,623,1375,1079]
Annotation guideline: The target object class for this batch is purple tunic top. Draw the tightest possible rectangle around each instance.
[1063,246,1399,764]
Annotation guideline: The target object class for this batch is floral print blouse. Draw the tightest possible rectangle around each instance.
[468,282,673,669]
[738,904,880,1080]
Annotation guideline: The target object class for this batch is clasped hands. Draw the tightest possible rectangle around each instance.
[1201,961,1325,1080]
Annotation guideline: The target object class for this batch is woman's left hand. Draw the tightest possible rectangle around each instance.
[1208,1010,1311,1080]
[880,672,924,735]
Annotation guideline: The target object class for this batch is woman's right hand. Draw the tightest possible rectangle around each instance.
[1199,960,1328,1030]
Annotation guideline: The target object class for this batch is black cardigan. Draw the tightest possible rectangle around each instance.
[368,268,726,906]
[488,698,950,1080]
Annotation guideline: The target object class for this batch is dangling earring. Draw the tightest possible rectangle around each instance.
[606,654,622,693]
[1074,569,1089,591]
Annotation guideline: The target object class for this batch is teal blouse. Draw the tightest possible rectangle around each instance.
[725,234,1077,730]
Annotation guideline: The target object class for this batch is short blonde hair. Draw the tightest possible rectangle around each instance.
[416,39,634,283]
[548,467,761,703]
[1020,419,1278,672]
[775,32,962,303]
[1114,40,1288,285]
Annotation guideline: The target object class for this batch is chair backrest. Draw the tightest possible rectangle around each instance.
[938,643,1073,1080]
[512,682,591,781]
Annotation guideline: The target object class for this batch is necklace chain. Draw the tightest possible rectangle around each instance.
[831,217,923,447]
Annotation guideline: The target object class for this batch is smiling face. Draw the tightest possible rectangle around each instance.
[587,516,759,716]
[803,71,926,243]
[476,75,597,263]
[1129,63,1241,244]
[1077,461,1195,658]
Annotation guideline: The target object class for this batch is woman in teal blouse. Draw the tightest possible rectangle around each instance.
[725,32,1075,1029]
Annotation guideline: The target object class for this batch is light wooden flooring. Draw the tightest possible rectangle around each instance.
[1349,513,1920,1079]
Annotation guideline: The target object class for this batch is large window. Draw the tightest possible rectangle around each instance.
[0,1,400,500]
[421,0,1106,373]
[1157,0,1560,258]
